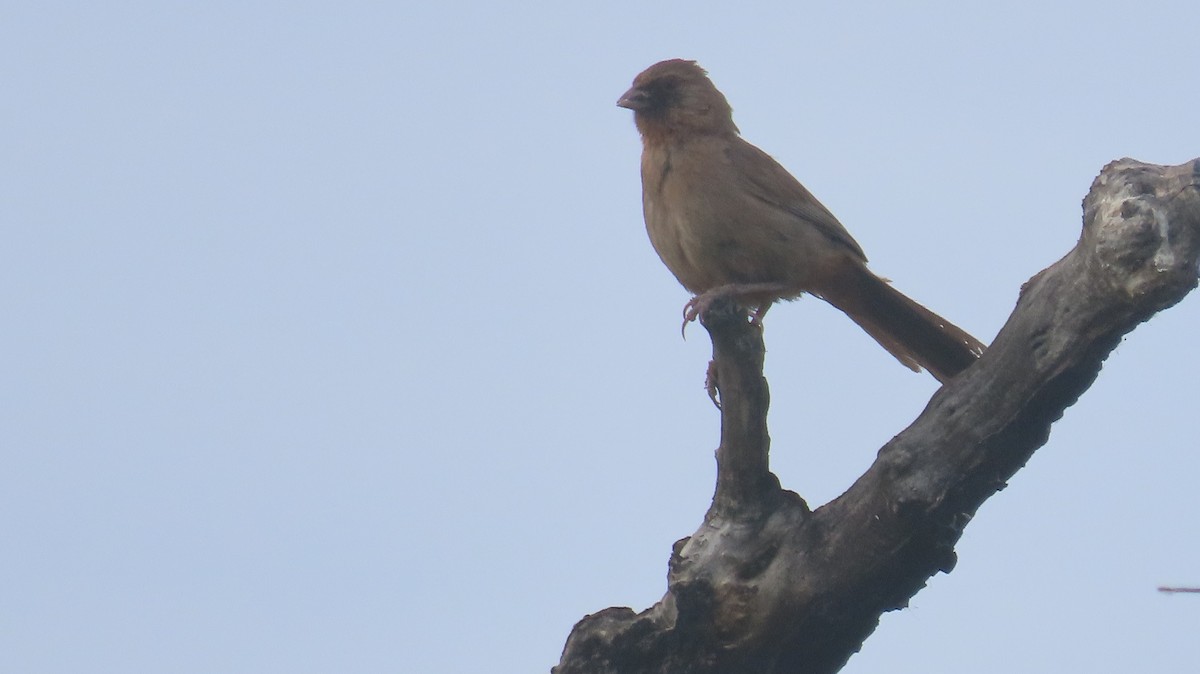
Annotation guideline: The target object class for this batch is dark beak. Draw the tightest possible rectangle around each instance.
[617,86,647,110]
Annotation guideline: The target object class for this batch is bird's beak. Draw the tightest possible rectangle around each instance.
[616,86,646,110]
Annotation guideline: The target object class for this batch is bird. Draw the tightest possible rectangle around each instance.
[617,59,985,383]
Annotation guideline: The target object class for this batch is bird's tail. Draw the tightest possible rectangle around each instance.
[817,263,985,383]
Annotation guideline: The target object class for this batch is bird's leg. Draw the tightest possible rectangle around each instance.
[682,282,789,336]
[750,302,772,326]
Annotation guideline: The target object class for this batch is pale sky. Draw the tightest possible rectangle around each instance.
[3,2,1198,672]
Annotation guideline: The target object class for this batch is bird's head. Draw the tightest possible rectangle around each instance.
[617,59,738,142]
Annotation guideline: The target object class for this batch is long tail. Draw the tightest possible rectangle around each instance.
[816,262,985,383]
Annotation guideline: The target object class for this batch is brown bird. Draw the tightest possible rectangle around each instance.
[617,59,984,382]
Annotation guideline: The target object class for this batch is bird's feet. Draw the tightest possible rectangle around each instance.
[681,294,720,336]
[680,282,790,337]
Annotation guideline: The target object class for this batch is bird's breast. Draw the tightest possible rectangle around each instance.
[639,141,820,295]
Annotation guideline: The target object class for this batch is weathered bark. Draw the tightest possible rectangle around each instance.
[554,158,1200,674]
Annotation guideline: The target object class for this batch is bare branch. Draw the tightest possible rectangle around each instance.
[1158,587,1200,594]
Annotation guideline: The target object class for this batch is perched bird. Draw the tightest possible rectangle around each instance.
[617,59,985,382]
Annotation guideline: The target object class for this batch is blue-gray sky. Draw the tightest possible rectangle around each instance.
[3,2,1198,672]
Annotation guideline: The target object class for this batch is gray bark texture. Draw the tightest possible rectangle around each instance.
[553,158,1200,674]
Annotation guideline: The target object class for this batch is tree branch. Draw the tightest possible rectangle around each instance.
[554,158,1200,674]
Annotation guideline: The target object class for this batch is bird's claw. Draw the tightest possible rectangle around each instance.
[681,294,716,338]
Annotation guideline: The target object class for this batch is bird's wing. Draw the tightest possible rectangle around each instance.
[727,138,868,261]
